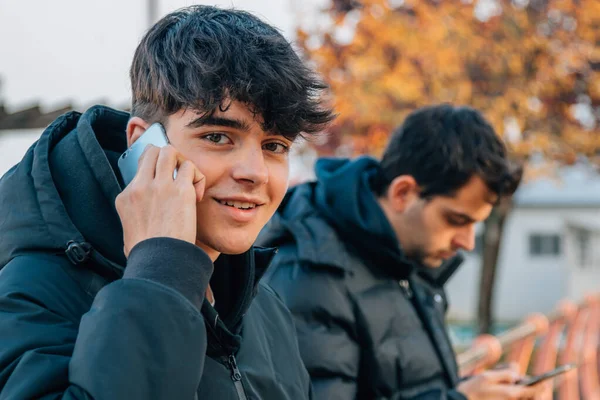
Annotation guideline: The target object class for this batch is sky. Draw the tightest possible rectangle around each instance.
[0,0,324,112]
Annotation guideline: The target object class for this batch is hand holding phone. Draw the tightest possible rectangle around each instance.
[118,123,176,185]
[115,124,205,257]
[517,363,577,386]
[457,365,549,399]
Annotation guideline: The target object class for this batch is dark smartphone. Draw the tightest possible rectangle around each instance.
[118,122,173,185]
[517,363,577,386]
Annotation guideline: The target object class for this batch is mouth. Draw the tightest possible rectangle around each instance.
[214,198,264,210]
[213,197,264,223]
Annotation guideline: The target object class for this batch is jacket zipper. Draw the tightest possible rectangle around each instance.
[399,279,413,298]
[227,354,249,400]
[209,312,250,400]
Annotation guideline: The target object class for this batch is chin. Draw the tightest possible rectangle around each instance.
[218,244,254,255]
[210,233,257,255]
[423,258,444,268]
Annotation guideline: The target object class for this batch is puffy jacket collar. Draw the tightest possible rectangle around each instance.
[258,182,356,272]
[0,106,125,278]
[259,157,464,283]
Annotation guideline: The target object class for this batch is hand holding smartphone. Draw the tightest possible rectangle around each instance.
[118,122,176,185]
[517,363,577,386]
[115,122,205,257]
[457,362,574,399]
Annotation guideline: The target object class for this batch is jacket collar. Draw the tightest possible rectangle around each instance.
[204,246,277,357]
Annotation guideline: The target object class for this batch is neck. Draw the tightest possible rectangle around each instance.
[206,284,215,306]
[376,196,406,248]
[195,240,220,262]
[196,241,217,307]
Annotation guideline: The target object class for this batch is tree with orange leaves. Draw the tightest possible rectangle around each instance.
[296,0,600,333]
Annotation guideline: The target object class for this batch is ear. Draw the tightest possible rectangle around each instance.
[386,175,419,212]
[126,116,150,147]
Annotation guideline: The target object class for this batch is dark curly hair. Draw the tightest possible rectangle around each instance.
[130,5,335,139]
[377,104,523,201]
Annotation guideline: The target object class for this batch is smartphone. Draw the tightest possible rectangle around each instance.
[118,122,174,185]
[517,363,577,386]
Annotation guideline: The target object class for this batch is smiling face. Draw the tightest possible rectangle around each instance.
[128,100,292,259]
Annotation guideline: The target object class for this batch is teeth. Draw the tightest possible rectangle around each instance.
[219,200,257,209]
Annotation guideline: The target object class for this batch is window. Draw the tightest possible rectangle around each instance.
[529,233,561,257]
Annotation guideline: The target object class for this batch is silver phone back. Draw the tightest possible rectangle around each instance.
[118,123,170,185]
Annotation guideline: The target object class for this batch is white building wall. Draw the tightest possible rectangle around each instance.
[446,206,600,322]
[492,208,568,321]
[445,254,481,321]
[568,267,600,302]
[0,129,43,176]
[564,222,600,302]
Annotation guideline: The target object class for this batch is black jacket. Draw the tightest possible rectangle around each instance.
[0,106,310,399]
[259,157,467,400]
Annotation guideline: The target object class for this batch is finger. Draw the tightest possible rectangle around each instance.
[529,380,553,394]
[484,368,521,384]
[155,145,178,181]
[176,161,205,202]
[175,160,193,181]
[136,144,160,182]
[136,143,154,168]
[489,384,537,399]
[515,384,539,398]
[507,362,521,374]
[193,170,206,203]
[492,363,512,370]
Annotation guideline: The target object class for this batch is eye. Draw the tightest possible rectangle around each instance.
[202,133,231,145]
[263,142,289,154]
[447,215,468,226]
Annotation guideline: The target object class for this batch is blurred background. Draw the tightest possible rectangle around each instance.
[1,0,599,350]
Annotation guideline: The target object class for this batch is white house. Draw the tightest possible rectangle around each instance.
[446,164,600,322]
[0,129,44,176]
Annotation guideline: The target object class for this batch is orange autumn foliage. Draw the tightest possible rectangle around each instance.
[298,0,600,166]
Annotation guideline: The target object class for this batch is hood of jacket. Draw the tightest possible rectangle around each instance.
[0,106,127,275]
[260,157,412,280]
[260,156,463,284]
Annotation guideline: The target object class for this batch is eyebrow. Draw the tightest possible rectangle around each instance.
[185,115,252,132]
[446,210,477,224]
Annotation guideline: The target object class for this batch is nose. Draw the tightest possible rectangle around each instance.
[452,224,476,252]
[231,143,269,186]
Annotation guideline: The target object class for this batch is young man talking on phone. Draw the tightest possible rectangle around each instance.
[0,6,334,399]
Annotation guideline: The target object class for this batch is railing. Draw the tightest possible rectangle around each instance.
[457,294,600,399]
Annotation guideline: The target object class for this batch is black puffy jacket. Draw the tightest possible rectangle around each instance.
[258,157,467,400]
[0,106,311,399]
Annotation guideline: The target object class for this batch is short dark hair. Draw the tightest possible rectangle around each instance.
[130,5,335,139]
[377,104,523,200]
